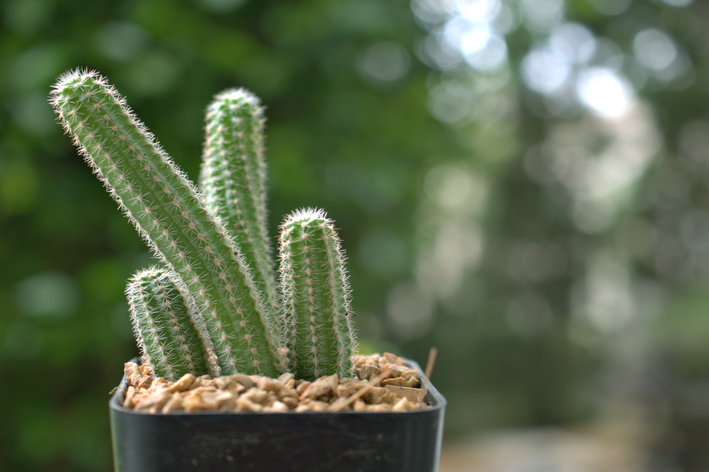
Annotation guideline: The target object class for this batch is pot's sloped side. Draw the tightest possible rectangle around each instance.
[110,359,445,472]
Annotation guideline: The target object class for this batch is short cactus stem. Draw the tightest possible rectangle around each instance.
[199,89,281,320]
[50,70,281,376]
[127,268,219,380]
[278,208,357,381]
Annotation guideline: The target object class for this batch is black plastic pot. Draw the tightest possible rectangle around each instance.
[109,359,446,472]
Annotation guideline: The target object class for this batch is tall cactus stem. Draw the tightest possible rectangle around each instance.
[278,208,357,380]
[50,69,282,376]
[127,267,220,380]
[199,89,281,321]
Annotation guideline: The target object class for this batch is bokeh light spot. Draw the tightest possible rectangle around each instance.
[15,271,82,318]
[633,29,678,73]
[576,67,633,118]
[95,22,148,62]
[358,41,411,82]
[521,48,571,95]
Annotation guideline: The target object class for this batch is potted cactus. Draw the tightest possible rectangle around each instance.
[49,69,445,472]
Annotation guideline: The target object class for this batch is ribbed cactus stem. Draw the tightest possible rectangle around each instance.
[50,69,281,376]
[127,268,219,380]
[199,89,280,318]
[279,208,357,380]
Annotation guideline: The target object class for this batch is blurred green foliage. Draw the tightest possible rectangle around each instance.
[3,0,709,470]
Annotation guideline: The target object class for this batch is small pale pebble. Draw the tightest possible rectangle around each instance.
[300,374,338,400]
[340,378,367,386]
[132,393,147,405]
[404,377,420,388]
[401,370,420,381]
[123,386,136,409]
[392,397,412,412]
[229,374,253,389]
[281,395,299,409]
[149,377,170,391]
[134,389,172,411]
[187,379,203,390]
[257,377,286,394]
[385,385,427,403]
[263,391,279,407]
[169,374,195,393]
[387,365,409,377]
[365,387,396,405]
[182,392,205,411]
[237,396,263,412]
[367,404,392,412]
[381,377,408,388]
[383,352,399,364]
[277,373,295,385]
[359,365,380,381]
[268,401,289,412]
[213,378,243,394]
[191,375,215,389]
[295,381,311,395]
[162,394,185,413]
[213,376,234,390]
[215,392,236,411]
[124,363,143,386]
[136,376,154,389]
[308,400,330,412]
[353,400,368,411]
[345,382,365,397]
[278,388,299,401]
[243,387,268,405]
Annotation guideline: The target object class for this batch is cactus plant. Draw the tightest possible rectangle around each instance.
[50,68,357,381]
[279,208,357,380]
[127,267,219,380]
[199,89,281,320]
[50,70,281,377]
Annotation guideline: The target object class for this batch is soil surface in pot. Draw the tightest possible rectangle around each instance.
[120,353,430,414]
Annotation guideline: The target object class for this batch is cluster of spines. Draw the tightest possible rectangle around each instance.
[127,268,218,381]
[50,70,281,377]
[278,208,356,381]
[199,89,281,321]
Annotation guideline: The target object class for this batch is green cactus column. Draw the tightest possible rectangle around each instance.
[50,69,281,376]
[199,89,280,318]
[279,208,357,380]
[127,267,219,380]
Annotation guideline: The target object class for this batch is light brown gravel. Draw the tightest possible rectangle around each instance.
[119,353,429,413]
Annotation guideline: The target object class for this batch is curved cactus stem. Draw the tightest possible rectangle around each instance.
[127,267,220,380]
[50,69,282,376]
[199,89,281,323]
[278,208,357,380]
